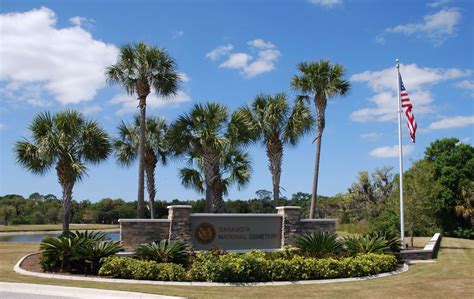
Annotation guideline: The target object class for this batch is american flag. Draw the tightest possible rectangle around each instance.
[399,74,417,143]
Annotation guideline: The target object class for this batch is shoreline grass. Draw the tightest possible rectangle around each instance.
[0,224,119,233]
[0,237,472,298]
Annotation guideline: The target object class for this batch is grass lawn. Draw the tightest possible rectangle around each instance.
[0,224,119,232]
[0,237,472,298]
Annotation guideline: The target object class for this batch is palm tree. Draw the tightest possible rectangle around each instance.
[236,93,313,206]
[115,116,168,219]
[106,42,180,218]
[291,60,350,218]
[167,103,252,212]
[15,110,111,232]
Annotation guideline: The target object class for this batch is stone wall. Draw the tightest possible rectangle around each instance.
[119,219,170,250]
[397,233,442,261]
[119,205,337,250]
[300,219,337,235]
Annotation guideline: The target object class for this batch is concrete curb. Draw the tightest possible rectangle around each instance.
[14,253,409,287]
[0,281,183,298]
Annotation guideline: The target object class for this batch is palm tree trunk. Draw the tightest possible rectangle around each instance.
[267,138,283,207]
[145,162,157,219]
[62,182,73,233]
[309,102,326,219]
[203,149,220,213]
[137,96,146,218]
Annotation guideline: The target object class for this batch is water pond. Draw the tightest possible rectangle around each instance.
[0,232,120,242]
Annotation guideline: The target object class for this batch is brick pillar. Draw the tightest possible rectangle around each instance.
[168,205,192,243]
[276,206,302,247]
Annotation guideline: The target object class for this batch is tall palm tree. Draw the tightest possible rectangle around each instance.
[15,110,111,233]
[167,103,252,212]
[291,60,350,219]
[115,116,168,219]
[236,93,313,206]
[106,42,180,218]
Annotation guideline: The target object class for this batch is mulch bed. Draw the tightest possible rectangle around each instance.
[20,253,44,273]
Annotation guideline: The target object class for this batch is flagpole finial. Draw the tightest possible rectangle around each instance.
[396,59,400,68]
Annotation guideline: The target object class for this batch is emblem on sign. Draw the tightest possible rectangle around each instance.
[194,222,216,244]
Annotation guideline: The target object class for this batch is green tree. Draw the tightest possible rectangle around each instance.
[115,116,168,218]
[106,42,180,218]
[424,138,474,231]
[291,60,350,218]
[0,205,16,225]
[401,160,441,247]
[237,93,313,206]
[167,103,252,212]
[14,110,111,232]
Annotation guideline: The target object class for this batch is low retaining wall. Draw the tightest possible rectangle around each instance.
[397,233,442,261]
[119,206,337,250]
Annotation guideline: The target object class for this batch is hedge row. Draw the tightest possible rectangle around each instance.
[99,251,397,282]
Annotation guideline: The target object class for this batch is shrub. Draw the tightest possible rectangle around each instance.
[39,230,122,273]
[76,240,122,274]
[368,229,402,253]
[188,251,397,282]
[40,235,87,272]
[99,256,186,281]
[296,232,343,258]
[343,234,391,256]
[188,250,270,282]
[135,240,190,265]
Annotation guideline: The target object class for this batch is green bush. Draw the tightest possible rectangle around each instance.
[188,251,397,282]
[99,256,186,281]
[296,231,343,258]
[134,240,190,265]
[188,250,271,282]
[40,235,87,272]
[39,230,122,273]
[343,234,391,256]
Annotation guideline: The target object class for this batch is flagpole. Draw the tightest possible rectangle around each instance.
[396,59,405,249]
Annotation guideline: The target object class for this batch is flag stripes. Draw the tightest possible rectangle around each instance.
[399,74,417,143]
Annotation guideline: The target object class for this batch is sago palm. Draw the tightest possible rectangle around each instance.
[106,42,180,218]
[291,60,350,218]
[167,103,252,212]
[236,93,313,206]
[115,116,168,218]
[15,110,111,233]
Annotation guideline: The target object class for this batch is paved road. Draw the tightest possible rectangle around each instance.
[0,282,184,299]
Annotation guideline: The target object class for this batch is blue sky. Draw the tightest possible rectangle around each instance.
[0,0,473,202]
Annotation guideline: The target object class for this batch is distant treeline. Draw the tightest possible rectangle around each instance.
[0,191,333,225]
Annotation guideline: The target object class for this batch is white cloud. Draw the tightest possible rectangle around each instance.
[375,35,386,45]
[454,80,474,97]
[81,105,102,115]
[0,81,51,107]
[360,132,381,141]
[219,53,252,69]
[210,39,280,78]
[428,0,451,8]
[370,145,414,158]
[173,30,184,39]
[386,8,461,46]
[0,7,118,105]
[308,0,342,8]
[205,44,234,61]
[110,90,191,115]
[178,72,190,82]
[0,123,5,130]
[69,16,94,27]
[247,39,275,49]
[428,115,474,130]
[351,63,470,122]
